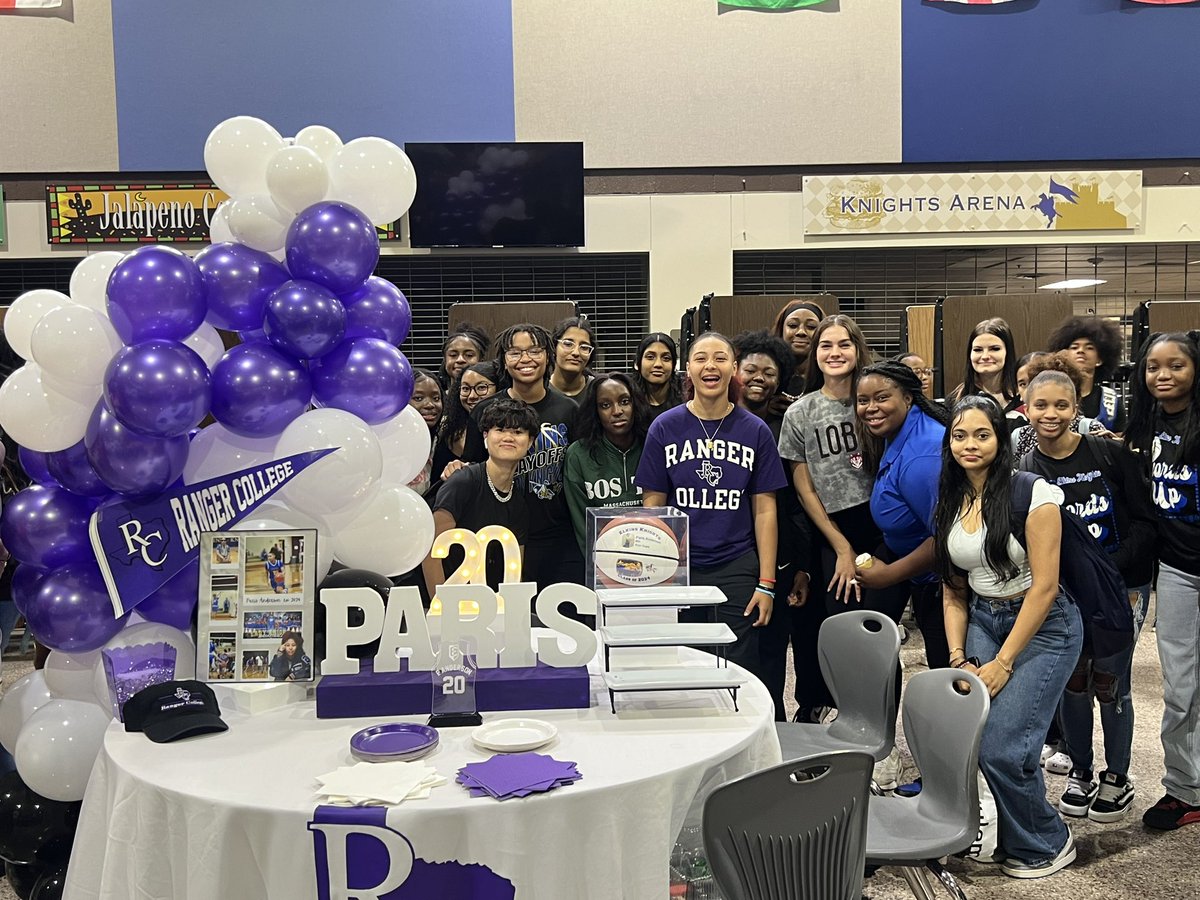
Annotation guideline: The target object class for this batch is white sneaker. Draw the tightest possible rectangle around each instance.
[1001,832,1076,879]
[873,747,900,792]
[1040,744,1054,767]
[1044,751,1072,775]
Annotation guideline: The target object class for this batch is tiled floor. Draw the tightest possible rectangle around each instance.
[2,604,1197,899]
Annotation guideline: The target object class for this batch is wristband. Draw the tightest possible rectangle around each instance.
[758,577,776,585]
[755,588,775,599]
[996,657,1014,676]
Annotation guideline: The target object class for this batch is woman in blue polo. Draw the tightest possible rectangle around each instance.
[852,360,951,669]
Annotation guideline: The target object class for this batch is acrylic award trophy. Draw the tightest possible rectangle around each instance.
[428,639,482,728]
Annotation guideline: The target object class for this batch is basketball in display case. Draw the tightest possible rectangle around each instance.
[586,507,689,590]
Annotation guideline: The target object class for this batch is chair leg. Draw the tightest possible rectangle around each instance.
[897,866,938,900]
[926,858,969,900]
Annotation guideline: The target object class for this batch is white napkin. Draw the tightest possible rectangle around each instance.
[315,761,447,806]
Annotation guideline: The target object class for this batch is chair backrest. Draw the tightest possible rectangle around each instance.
[819,610,901,759]
[902,668,990,848]
[702,750,873,900]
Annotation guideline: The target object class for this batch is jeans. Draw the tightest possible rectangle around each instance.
[1059,584,1150,778]
[1155,563,1200,806]
[968,591,1082,865]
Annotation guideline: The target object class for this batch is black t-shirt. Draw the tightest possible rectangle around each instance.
[463,387,577,543]
[1151,409,1200,576]
[433,463,530,590]
[1021,434,1156,587]
[1079,385,1127,433]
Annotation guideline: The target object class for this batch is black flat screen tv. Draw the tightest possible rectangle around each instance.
[405,142,585,248]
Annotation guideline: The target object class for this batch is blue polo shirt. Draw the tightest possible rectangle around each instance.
[870,407,944,584]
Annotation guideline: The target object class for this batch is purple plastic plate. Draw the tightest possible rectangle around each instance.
[350,723,439,762]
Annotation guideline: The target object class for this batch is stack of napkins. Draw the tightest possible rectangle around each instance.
[315,761,447,806]
[457,752,582,800]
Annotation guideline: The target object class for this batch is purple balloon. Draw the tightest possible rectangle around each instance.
[210,343,312,438]
[103,339,212,438]
[25,560,129,653]
[264,280,346,360]
[0,485,96,569]
[285,202,379,295]
[45,440,109,498]
[310,338,414,425]
[135,558,198,630]
[106,245,206,344]
[341,276,412,346]
[84,403,189,496]
[10,565,47,618]
[18,448,58,486]
[195,242,290,332]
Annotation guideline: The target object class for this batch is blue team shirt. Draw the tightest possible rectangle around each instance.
[869,408,944,584]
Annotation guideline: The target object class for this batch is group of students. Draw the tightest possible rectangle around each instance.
[406,306,1200,880]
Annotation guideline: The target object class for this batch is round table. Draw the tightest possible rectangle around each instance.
[63,650,780,899]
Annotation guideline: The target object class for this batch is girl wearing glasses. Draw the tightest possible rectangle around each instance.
[431,361,499,496]
[549,317,598,399]
[462,324,583,590]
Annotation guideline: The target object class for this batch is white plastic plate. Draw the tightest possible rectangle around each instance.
[472,718,559,753]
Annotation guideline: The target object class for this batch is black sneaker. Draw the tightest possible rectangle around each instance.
[1142,794,1200,831]
[1058,768,1098,817]
[1089,771,1135,823]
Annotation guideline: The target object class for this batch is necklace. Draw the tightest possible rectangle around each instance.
[486,467,513,503]
[691,401,732,449]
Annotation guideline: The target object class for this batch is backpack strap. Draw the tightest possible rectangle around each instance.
[1008,470,1040,550]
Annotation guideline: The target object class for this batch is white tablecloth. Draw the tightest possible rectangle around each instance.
[63,649,780,900]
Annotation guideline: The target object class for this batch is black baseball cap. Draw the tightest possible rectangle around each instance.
[123,680,229,743]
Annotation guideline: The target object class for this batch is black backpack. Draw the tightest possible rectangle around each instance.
[1009,470,1134,658]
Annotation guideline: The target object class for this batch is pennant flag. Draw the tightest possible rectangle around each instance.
[719,0,829,8]
[89,449,334,616]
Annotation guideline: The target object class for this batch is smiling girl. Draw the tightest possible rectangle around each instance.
[637,332,787,680]
[1125,331,1200,831]
[951,318,1025,428]
[632,332,683,419]
[549,316,598,399]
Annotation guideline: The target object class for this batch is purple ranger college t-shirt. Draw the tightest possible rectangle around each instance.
[637,404,788,568]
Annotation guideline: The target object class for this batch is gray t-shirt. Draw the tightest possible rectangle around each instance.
[778,391,873,515]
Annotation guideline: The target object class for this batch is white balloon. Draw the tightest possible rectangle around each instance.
[236,501,334,582]
[90,621,198,714]
[327,485,434,576]
[15,699,111,802]
[5,289,71,360]
[295,125,343,164]
[208,201,235,244]
[0,363,93,452]
[267,145,330,214]
[327,137,417,225]
[374,406,432,489]
[0,671,54,754]
[276,408,383,517]
[203,116,285,199]
[44,649,102,702]
[69,252,125,312]
[42,369,103,405]
[183,423,278,484]
[227,194,290,252]
[30,304,123,390]
[182,322,226,371]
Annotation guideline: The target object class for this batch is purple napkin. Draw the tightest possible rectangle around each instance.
[457,752,581,800]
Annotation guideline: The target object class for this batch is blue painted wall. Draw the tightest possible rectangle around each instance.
[902,0,1200,163]
[112,0,515,171]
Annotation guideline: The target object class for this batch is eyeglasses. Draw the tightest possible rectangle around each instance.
[504,346,547,362]
[911,368,935,378]
[459,382,496,397]
[558,338,594,356]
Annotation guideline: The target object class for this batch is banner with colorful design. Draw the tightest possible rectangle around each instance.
[0,1,62,9]
[46,183,231,244]
[803,171,1142,235]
